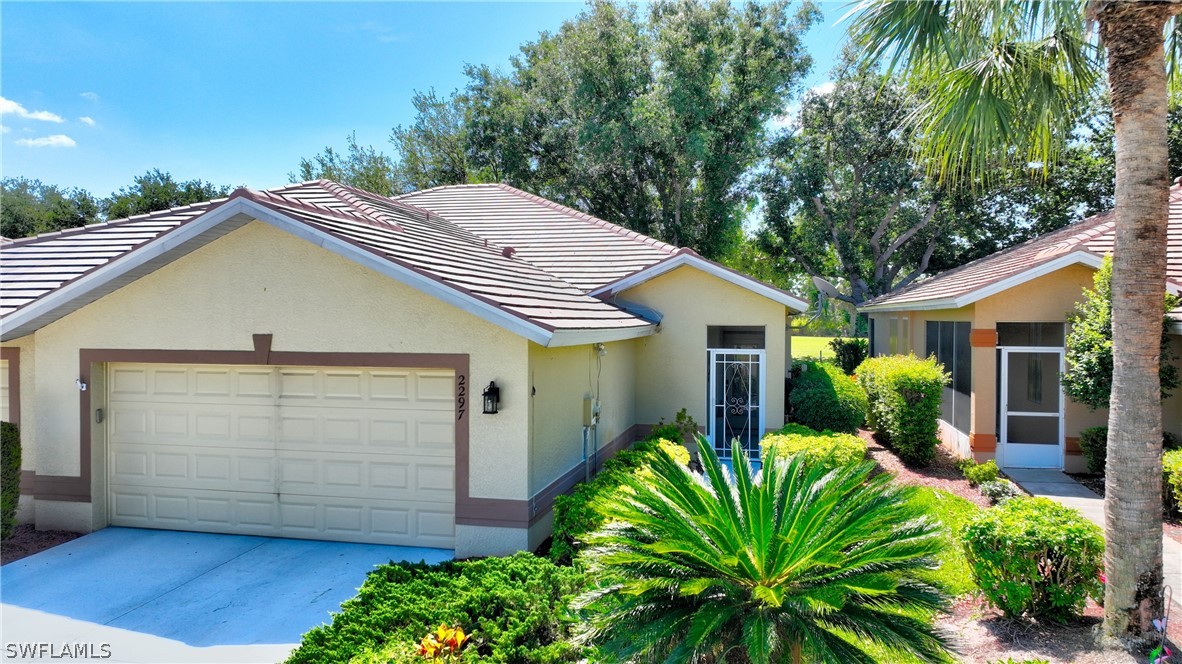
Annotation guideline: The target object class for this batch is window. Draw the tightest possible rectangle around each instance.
[926,321,972,435]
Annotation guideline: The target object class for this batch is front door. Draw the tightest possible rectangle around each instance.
[707,350,765,459]
[999,348,1065,469]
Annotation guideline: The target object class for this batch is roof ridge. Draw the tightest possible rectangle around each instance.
[491,183,681,254]
[314,181,406,232]
[0,197,228,249]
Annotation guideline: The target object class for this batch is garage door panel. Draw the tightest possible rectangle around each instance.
[1,359,9,423]
[107,362,456,548]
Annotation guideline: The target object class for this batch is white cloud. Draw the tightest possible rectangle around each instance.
[811,81,836,96]
[0,125,8,134]
[80,91,100,101]
[79,116,96,126]
[0,96,65,123]
[16,134,77,148]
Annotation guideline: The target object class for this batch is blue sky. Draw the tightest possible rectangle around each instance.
[1,2,848,198]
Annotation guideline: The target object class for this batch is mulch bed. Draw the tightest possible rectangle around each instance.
[858,428,993,508]
[1,524,81,565]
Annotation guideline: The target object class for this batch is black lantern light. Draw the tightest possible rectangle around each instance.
[482,381,500,414]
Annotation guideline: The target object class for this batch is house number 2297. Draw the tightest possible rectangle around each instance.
[456,374,466,421]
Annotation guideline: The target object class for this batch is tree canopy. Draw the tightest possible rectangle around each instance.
[1,178,101,239]
[103,169,233,220]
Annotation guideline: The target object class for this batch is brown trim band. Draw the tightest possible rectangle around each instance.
[970,329,998,348]
[20,469,34,494]
[1065,436,1082,455]
[1,347,19,426]
[970,433,997,452]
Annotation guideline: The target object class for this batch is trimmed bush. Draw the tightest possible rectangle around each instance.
[760,424,867,468]
[979,479,1022,505]
[962,459,999,486]
[1077,425,1178,475]
[548,437,688,565]
[1164,449,1182,516]
[789,361,867,433]
[1,422,19,539]
[856,354,947,466]
[828,336,868,375]
[287,553,585,663]
[961,497,1103,622]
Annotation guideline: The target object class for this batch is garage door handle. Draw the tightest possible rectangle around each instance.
[95,408,104,424]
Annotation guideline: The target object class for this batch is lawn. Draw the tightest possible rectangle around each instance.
[791,334,839,360]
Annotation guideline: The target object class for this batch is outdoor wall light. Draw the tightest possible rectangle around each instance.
[76,378,87,392]
[482,381,500,414]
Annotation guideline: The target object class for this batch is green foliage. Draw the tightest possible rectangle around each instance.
[789,360,867,433]
[286,553,584,664]
[857,354,947,466]
[979,479,1022,505]
[908,487,982,598]
[1,422,19,539]
[1164,449,1182,516]
[103,169,232,220]
[291,131,398,196]
[962,459,999,486]
[829,336,869,375]
[548,438,685,566]
[648,408,699,447]
[961,497,1104,622]
[1,177,100,239]
[573,440,953,663]
[760,424,867,468]
[1062,257,1181,410]
[1078,426,1110,474]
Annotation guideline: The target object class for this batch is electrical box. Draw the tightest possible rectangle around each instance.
[583,398,600,427]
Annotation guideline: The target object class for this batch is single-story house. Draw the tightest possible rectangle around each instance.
[0,180,806,557]
[861,185,1182,473]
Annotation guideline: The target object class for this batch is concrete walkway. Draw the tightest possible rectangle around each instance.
[1006,469,1182,614]
[1,528,452,663]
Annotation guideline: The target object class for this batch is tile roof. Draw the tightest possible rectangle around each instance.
[863,184,1182,313]
[396,184,679,291]
[0,181,699,341]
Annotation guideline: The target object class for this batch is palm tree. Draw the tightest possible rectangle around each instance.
[846,1,1179,645]
[572,440,953,663]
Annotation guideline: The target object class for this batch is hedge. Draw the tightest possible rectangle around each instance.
[1165,449,1182,516]
[827,337,868,375]
[287,553,585,663]
[760,423,867,468]
[856,354,947,466]
[1,422,19,539]
[961,497,1103,622]
[788,361,867,434]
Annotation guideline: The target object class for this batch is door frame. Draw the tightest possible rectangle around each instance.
[706,349,767,458]
[998,345,1065,469]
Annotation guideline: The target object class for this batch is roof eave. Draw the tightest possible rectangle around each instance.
[590,253,809,313]
[545,324,658,348]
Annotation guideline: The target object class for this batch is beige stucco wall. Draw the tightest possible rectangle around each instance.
[20,221,532,535]
[620,265,788,432]
[527,339,637,495]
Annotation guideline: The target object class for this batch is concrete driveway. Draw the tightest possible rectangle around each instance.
[1,527,452,663]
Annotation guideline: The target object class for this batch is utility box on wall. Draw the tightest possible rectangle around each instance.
[583,398,600,427]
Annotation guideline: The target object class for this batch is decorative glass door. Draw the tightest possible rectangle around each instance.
[707,350,765,458]
[999,347,1064,469]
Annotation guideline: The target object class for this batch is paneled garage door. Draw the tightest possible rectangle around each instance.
[106,363,456,548]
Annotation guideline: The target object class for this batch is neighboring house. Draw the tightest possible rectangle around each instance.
[861,185,1182,473]
[0,180,805,557]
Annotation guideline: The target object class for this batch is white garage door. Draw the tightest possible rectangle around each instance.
[106,363,456,548]
[0,359,8,423]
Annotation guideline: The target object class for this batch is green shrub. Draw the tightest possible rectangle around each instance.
[549,437,687,565]
[1164,449,1182,516]
[828,336,868,375]
[1,422,19,539]
[287,553,585,663]
[962,459,999,486]
[961,497,1103,622]
[1077,425,1178,475]
[856,354,947,466]
[979,479,1022,505]
[789,361,867,433]
[760,425,866,468]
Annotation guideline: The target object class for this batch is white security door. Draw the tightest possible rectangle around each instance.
[999,348,1065,469]
[106,363,456,547]
[707,350,766,459]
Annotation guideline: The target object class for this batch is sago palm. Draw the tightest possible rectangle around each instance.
[572,440,953,664]
[846,0,1180,643]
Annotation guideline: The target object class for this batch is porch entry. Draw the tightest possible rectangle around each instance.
[707,349,766,459]
[999,347,1065,469]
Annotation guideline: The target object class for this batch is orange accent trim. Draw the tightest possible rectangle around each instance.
[1065,437,1082,454]
[970,433,997,452]
[970,329,998,348]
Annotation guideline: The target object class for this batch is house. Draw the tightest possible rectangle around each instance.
[861,185,1182,473]
[0,180,806,558]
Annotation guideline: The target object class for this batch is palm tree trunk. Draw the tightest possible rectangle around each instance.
[1097,1,1177,645]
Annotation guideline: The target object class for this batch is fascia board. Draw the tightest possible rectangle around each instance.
[591,254,809,312]
[546,324,657,348]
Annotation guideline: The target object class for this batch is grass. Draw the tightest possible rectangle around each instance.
[791,335,838,360]
[910,486,981,597]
